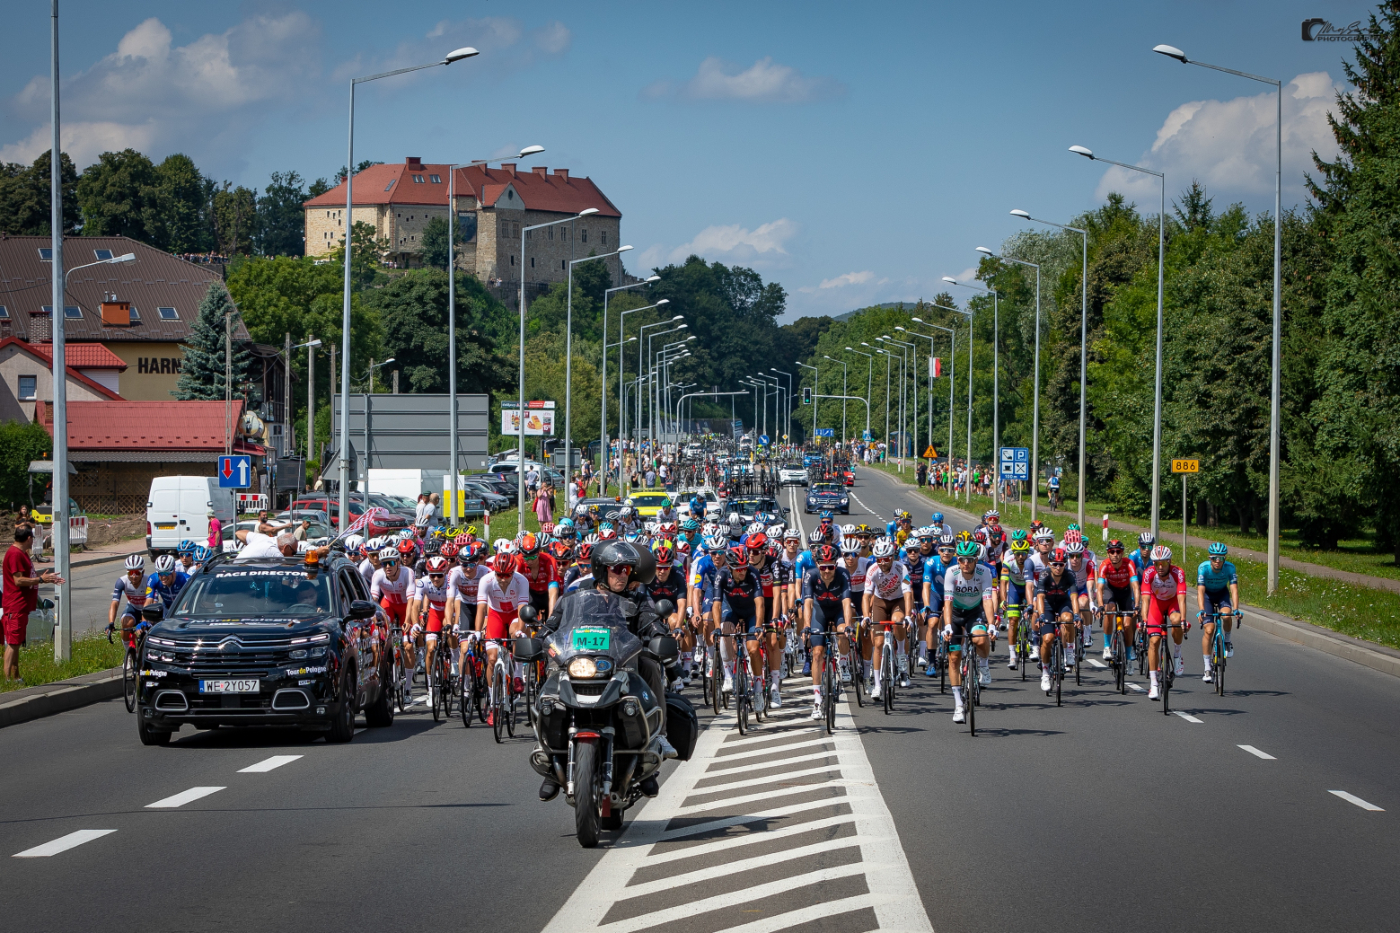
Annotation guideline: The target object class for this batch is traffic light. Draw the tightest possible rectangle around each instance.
[802,386,812,405]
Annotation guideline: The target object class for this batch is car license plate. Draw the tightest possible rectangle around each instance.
[155,523,176,530]
[199,679,259,694]
[571,627,611,651]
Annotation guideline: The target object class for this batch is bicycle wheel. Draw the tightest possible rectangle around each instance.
[1019,632,1029,682]
[460,659,476,727]
[735,658,749,736]
[882,646,894,715]
[526,666,539,727]
[850,648,864,708]
[1215,633,1226,697]
[492,667,506,744]
[823,663,836,735]
[1074,634,1082,686]
[442,659,456,718]
[710,644,724,715]
[1053,641,1063,707]
[1113,629,1126,694]
[505,672,518,737]
[123,647,138,713]
[1161,659,1172,715]
[430,660,443,722]
[938,642,947,694]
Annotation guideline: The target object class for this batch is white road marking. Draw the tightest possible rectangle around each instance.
[850,492,878,516]
[146,786,226,809]
[1088,659,1107,669]
[1238,745,1276,760]
[13,829,116,858]
[1329,790,1384,811]
[238,754,303,773]
[1172,711,1203,723]
[1127,682,1146,693]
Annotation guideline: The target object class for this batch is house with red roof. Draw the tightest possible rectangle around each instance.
[303,156,625,301]
[0,337,124,422]
[34,398,266,513]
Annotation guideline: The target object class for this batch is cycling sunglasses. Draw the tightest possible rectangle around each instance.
[876,555,894,563]
[817,563,837,570]
[1106,546,1124,554]
[1049,561,1066,568]
[606,564,635,575]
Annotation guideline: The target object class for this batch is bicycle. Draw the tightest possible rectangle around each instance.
[428,638,454,722]
[956,639,978,735]
[845,615,866,708]
[874,619,900,715]
[106,618,151,713]
[1006,607,1031,682]
[1151,619,1189,715]
[1039,613,1068,707]
[818,625,845,735]
[490,643,519,743]
[1201,610,1238,697]
[717,630,752,734]
[458,633,487,727]
[1104,608,1135,695]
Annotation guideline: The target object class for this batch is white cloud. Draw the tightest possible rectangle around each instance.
[819,270,875,289]
[650,218,799,267]
[345,16,570,86]
[943,267,980,290]
[1,14,318,169]
[644,56,842,103]
[1093,71,1343,208]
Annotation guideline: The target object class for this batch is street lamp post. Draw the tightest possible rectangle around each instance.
[843,348,873,442]
[931,294,976,501]
[977,247,1043,519]
[564,245,632,491]
[909,319,958,494]
[883,336,917,471]
[896,328,935,469]
[616,302,671,491]
[771,368,794,441]
[339,46,478,529]
[1070,145,1165,537]
[602,276,659,489]
[796,361,819,441]
[639,321,686,475]
[361,357,394,506]
[869,347,891,450]
[822,356,849,445]
[1153,43,1283,590]
[654,339,691,442]
[1010,210,1088,528]
[944,275,1000,505]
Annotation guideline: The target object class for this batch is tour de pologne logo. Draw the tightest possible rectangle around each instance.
[1301,18,1368,41]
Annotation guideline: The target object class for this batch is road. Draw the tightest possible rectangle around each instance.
[3,464,1398,933]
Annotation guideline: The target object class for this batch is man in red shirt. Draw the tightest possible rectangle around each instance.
[516,532,560,618]
[3,527,64,683]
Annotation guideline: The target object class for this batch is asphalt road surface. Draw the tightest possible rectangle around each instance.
[3,464,1397,933]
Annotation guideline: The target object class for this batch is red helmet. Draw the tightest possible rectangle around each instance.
[815,544,839,563]
[517,532,541,557]
[576,542,593,562]
[652,543,674,564]
[454,533,471,547]
[1050,547,1067,563]
[425,556,450,575]
[745,532,768,551]
[727,545,749,565]
[439,541,459,559]
[550,539,573,561]
[494,553,522,576]
[397,539,416,556]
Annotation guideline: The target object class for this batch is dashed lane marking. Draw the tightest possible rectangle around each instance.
[146,786,225,809]
[1172,711,1203,724]
[1126,683,1146,693]
[238,755,303,773]
[13,829,116,858]
[1087,659,1107,669]
[1238,745,1276,760]
[540,693,933,933]
[1329,790,1384,812]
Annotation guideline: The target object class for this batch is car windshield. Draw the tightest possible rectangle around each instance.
[172,568,334,618]
[735,498,776,513]
[813,485,842,494]
[633,494,668,503]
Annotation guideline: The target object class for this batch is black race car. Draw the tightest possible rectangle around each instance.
[133,550,396,745]
[804,483,851,514]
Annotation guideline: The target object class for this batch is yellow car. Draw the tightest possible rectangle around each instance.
[625,492,674,519]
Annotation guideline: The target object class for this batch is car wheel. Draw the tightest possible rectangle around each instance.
[327,665,357,743]
[364,662,395,727]
[137,714,172,746]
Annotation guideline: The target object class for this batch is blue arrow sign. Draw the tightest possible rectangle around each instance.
[759,434,769,445]
[218,455,252,489]
[815,428,835,438]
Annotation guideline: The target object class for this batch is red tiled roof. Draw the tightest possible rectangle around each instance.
[24,341,127,370]
[39,399,247,450]
[0,337,123,400]
[302,157,621,218]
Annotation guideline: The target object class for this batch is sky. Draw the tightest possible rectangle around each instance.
[0,0,1371,320]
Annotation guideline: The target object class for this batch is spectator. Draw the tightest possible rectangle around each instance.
[644,466,657,489]
[3,527,63,684]
[414,494,434,536]
[534,483,554,526]
[525,465,541,496]
[235,527,298,560]
[14,505,44,563]
[206,509,222,549]
[292,519,311,542]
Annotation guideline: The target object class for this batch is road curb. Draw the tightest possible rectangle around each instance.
[859,464,1400,681]
[0,668,123,729]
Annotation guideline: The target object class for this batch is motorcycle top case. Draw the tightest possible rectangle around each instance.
[664,693,699,761]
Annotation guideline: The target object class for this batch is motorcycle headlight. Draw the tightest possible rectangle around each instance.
[567,657,600,679]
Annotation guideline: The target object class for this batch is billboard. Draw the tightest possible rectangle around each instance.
[502,408,555,436]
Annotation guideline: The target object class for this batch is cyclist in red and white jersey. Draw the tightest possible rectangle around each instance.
[1096,539,1139,662]
[475,552,531,711]
[409,556,452,697]
[840,537,871,685]
[448,541,489,676]
[1139,545,1187,699]
[864,538,914,696]
[108,555,148,630]
[371,546,416,670]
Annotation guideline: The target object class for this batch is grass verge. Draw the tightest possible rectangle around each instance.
[4,631,124,694]
[866,462,1400,650]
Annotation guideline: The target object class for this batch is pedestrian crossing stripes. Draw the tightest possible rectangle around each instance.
[539,692,933,933]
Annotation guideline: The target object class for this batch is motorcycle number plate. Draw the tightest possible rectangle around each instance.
[571,627,611,651]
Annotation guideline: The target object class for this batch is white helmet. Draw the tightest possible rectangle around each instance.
[397,528,415,541]
[1150,545,1173,562]
[871,538,896,559]
[344,534,365,552]
[1033,527,1055,542]
[494,538,514,555]
[378,547,399,562]
[783,527,802,540]
[746,522,766,535]
[1064,540,1086,555]
[125,554,144,571]
[153,555,178,574]
[841,523,857,537]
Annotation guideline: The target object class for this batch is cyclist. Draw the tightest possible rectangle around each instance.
[802,543,853,721]
[865,537,914,696]
[357,537,383,590]
[143,555,188,613]
[371,545,417,675]
[1096,539,1140,662]
[475,551,531,721]
[1032,547,1084,694]
[942,539,997,722]
[708,545,765,700]
[1001,536,1033,669]
[449,542,489,677]
[921,534,956,676]
[1197,542,1240,681]
[1062,539,1096,667]
[516,532,561,619]
[409,555,453,700]
[929,512,949,539]
[1047,471,1061,509]
[1028,527,1055,580]
[746,533,790,707]
[976,510,1007,574]
[1129,531,1156,578]
[108,554,148,631]
[1140,545,1187,699]
[840,536,871,684]
[647,541,690,683]
[176,540,198,574]
[901,527,937,670]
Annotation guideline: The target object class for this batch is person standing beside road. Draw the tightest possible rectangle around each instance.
[413,494,433,537]
[3,527,64,684]
[206,509,222,550]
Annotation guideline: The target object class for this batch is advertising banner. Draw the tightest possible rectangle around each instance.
[502,408,555,436]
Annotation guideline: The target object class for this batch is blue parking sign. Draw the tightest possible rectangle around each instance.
[999,447,1029,479]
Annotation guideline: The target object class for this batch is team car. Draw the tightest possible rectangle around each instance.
[804,482,850,514]
[625,491,674,518]
[778,463,808,486]
[132,549,396,745]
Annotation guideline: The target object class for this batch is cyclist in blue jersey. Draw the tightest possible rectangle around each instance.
[902,527,937,669]
[1128,531,1155,577]
[143,555,188,612]
[921,534,956,675]
[689,535,729,685]
[1197,542,1240,680]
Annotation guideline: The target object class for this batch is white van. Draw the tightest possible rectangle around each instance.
[146,476,237,558]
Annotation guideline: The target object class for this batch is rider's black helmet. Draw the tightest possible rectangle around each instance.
[590,540,657,587]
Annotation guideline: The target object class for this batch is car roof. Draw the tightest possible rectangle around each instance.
[631,492,669,500]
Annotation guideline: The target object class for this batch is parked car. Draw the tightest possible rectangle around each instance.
[462,482,510,512]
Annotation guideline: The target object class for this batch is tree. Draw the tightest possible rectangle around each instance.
[0,150,79,235]
[370,269,512,395]
[256,171,308,257]
[212,182,257,256]
[76,149,160,241]
[420,215,467,270]
[0,421,52,510]
[152,153,214,253]
[337,160,383,183]
[176,283,251,401]
[307,177,333,199]
[325,221,387,288]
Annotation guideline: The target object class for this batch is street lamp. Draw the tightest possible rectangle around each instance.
[908,319,958,493]
[976,247,1043,518]
[770,368,794,441]
[446,145,543,522]
[360,357,394,508]
[639,321,686,472]
[934,289,978,500]
[843,347,873,443]
[879,335,915,469]
[945,273,1001,505]
[822,355,849,445]
[1153,44,1283,590]
[564,245,632,489]
[1011,208,1088,529]
[339,46,478,529]
[617,304,672,490]
[866,343,892,448]
[655,338,692,441]
[602,276,660,489]
[1070,144,1166,537]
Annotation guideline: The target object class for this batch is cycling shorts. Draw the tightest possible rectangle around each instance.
[1102,584,1136,612]
[722,599,758,635]
[1144,596,1181,634]
[1003,581,1027,608]
[1037,613,1070,638]
[424,605,447,635]
[945,603,988,650]
[485,605,519,641]
[870,595,905,624]
[807,599,844,649]
[1040,594,1075,618]
[1201,590,1232,618]
[528,588,552,616]
[380,599,407,627]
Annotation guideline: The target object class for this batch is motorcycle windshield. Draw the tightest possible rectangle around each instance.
[548,589,643,665]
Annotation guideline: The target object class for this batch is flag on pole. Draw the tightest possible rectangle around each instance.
[930,357,943,378]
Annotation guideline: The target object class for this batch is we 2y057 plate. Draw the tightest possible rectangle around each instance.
[199,679,259,694]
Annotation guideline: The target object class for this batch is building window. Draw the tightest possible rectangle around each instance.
[510,255,515,266]
[561,259,566,271]
[129,305,140,322]
[38,248,53,261]
[0,305,9,319]
[601,230,608,245]
[548,227,553,240]
[157,307,178,320]
[429,174,441,183]
[412,174,424,183]
[530,257,535,268]
[94,249,113,261]
[18,376,36,401]
[41,305,80,317]
[581,229,587,243]
[384,180,395,191]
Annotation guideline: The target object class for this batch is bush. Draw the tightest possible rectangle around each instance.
[0,420,53,510]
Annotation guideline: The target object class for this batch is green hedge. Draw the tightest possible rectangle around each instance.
[0,420,52,511]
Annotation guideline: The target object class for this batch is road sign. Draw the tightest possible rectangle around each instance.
[759,434,769,445]
[1171,459,1200,474]
[922,445,938,458]
[218,455,252,489]
[862,431,873,442]
[815,428,834,438]
[999,446,1030,480]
